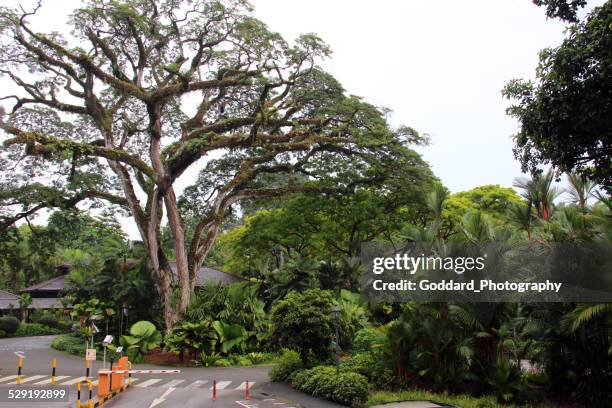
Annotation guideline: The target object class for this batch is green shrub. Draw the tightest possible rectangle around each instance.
[341,353,375,377]
[52,334,88,356]
[120,320,162,363]
[232,355,252,366]
[291,365,369,407]
[270,349,302,382]
[247,352,266,364]
[15,323,63,337]
[199,353,222,367]
[353,327,381,352]
[0,329,6,338]
[214,358,232,367]
[332,372,369,407]
[0,316,20,334]
[366,390,504,408]
[271,289,334,364]
[36,317,61,329]
[486,358,526,403]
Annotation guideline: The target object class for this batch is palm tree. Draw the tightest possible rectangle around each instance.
[18,293,32,322]
[507,202,534,239]
[513,170,562,221]
[566,172,597,210]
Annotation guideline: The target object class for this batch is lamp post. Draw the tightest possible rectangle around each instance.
[331,305,341,376]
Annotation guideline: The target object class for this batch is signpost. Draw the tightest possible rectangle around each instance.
[85,349,97,361]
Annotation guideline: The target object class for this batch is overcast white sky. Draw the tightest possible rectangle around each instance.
[3,0,603,238]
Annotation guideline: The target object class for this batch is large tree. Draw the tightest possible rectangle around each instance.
[0,0,420,327]
[503,1,612,192]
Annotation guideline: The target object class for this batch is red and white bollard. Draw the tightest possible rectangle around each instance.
[213,379,217,401]
[245,380,250,400]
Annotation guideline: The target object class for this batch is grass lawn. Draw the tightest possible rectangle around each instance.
[365,390,554,408]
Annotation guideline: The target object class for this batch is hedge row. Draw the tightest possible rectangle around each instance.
[290,366,369,407]
[0,316,65,338]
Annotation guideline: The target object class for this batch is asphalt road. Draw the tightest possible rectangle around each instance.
[0,336,343,408]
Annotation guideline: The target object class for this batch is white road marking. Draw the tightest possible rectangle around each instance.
[149,387,175,408]
[60,376,86,385]
[186,380,208,388]
[34,376,69,385]
[212,380,231,389]
[8,375,46,384]
[236,381,256,389]
[0,375,18,383]
[161,379,184,388]
[135,378,162,388]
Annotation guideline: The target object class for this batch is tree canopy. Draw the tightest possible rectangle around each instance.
[504,1,612,192]
[0,0,430,328]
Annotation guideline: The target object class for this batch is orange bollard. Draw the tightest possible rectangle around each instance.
[245,380,250,400]
[213,379,217,401]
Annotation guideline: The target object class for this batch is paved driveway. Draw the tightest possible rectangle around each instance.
[0,336,342,408]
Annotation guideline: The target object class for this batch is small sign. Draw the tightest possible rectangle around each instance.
[115,346,123,354]
[13,351,25,359]
[86,348,97,361]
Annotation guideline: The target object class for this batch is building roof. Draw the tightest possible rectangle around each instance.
[0,289,18,300]
[20,275,68,293]
[0,289,19,310]
[18,263,244,295]
[169,262,246,285]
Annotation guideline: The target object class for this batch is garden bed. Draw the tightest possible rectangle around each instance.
[143,348,183,365]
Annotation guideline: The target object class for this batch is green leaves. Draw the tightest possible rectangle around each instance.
[120,320,162,363]
[271,289,334,364]
[504,2,612,192]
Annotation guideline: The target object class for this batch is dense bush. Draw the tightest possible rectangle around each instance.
[353,327,382,352]
[120,320,161,363]
[269,350,302,382]
[291,365,369,407]
[36,317,62,329]
[340,353,375,378]
[51,334,88,356]
[197,352,277,367]
[271,289,334,364]
[15,323,63,337]
[0,316,20,334]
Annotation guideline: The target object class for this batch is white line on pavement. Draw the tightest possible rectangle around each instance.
[60,377,85,385]
[0,375,18,383]
[212,380,231,389]
[186,380,208,389]
[8,375,46,384]
[34,376,69,385]
[236,381,256,390]
[161,379,184,388]
[135,378,162,388]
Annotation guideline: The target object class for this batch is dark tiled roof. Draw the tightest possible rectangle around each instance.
[0,289,18,300]
[20,275,68,293]
[18,263,243,296]
[169,262,246,285]
[0,290,19,309]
